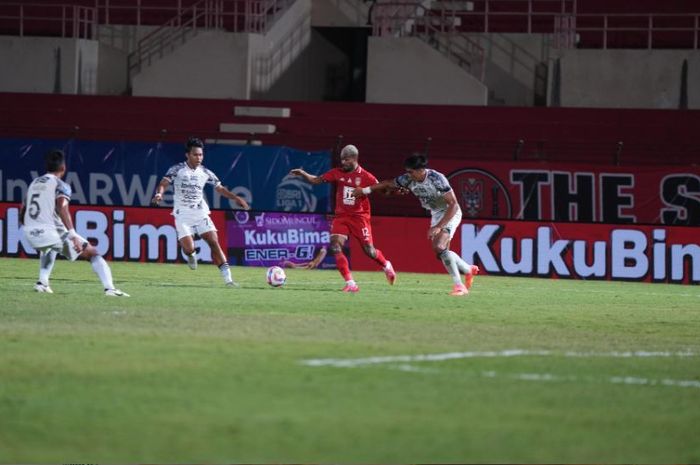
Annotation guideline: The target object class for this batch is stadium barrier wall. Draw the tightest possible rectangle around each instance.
[0,203,334,269]
[351,216,699,285]
[436,160,700,225]
[0,138,331,213]
[3,138,698,224]
[1,202,697,284]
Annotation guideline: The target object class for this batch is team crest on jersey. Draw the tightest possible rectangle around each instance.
[355,177,361,186]
[447,168,512,219]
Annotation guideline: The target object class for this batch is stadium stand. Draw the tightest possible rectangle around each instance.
[1,0,698,218]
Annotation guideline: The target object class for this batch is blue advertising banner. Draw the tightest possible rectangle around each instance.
[0,138,331,213]
[226,211,336,269]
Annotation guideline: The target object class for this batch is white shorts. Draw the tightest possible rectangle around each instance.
[174,213,217,240]
[430,208,463,240]
[23,226,88,261]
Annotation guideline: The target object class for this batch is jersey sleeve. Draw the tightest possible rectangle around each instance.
[366,172,379,185]
[56,179,72,200]
[204,168,222,187]
[320,170,336,183]
[163,164,179,182]
[432,171,452,193]
[395,173,411,188]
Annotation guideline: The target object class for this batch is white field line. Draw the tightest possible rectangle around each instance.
[149,276,699,297]
[387,365,700,389]
[284,281,700,298]
[301,349,698,368]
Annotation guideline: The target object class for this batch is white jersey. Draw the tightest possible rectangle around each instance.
[23,173,71,230]
[395,169,458,216]
[163,162,221,215]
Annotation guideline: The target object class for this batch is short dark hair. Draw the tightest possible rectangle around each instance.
[185,137,204,152]
[404,153,428,170]
[45,149,65,172]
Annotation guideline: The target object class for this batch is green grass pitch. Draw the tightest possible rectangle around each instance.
[1,257,699,463]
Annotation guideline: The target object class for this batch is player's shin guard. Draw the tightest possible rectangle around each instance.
[334,252,353,282]
[371,249,388,268]
[90,255,115,290]
[39,250,57,285]
[439,250,463,285]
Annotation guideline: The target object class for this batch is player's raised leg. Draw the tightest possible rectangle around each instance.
[201,230,237,287]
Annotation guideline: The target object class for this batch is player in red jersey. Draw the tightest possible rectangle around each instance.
[289,144,396,292]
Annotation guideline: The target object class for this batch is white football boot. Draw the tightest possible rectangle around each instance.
[34,282,53,294]
[105,288,130,297]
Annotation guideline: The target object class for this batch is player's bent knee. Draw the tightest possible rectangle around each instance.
[330,245,342,255]
[80,245,98,259]
[363,245,376,258]
[433,245,448,259]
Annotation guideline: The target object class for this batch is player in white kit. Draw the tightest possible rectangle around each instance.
[20,150,129,296]
[151,137,250,286]
[353,154,479,296]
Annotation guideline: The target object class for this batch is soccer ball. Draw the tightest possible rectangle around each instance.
[266,266,287,287]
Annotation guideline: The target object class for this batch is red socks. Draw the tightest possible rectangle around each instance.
[334,252,353,281]
[372,249,388,268]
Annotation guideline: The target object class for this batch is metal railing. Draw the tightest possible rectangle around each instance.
[127,0,220,77]
[253,11,310,92]
[574,14,700,49]
[0,3,97,39]
[127,0,295,78]
[96,0,293,31]
[427,0,700,49]
[465,0,576,34]
[372,1,486,82]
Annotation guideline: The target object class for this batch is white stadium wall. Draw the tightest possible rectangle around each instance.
[467,33,554,107]
[97,43,128,95]
[0,36,99,94]
[366,36,488,106]
[559,49,700,109]
[131,0,311,99]
[130,30,253,99]
[254,29,348,101]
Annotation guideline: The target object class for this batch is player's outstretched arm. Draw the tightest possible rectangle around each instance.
[215,185,251,210]
[151,178,171,206]
[289,168,324,185]
[352,179,397,198]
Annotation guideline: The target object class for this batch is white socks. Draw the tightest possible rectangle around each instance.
[90,255,115,290]
[439,250,463,285]
[39,250,57,285]
[219,263,232,283]
[448,250,473,275]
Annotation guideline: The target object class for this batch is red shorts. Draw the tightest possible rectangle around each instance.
[331,215,373,245]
